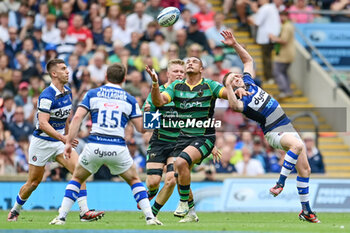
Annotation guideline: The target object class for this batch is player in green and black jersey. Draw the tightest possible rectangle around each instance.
[147,55,247,222]
[142,59,198,219]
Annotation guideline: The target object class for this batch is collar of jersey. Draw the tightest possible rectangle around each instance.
[185,78,203,91]
[50,83,67,94]
[105,83,122,89]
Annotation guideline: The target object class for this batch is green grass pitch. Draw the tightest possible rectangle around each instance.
[1,211,349,232]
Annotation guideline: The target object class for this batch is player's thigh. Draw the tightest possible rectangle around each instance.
[55,150,79,174]
[28,137,62,167]
[78,143,106,175]
[280,132,304,152]
[185,136,216,165]
[146,162,164,186]
[71,163,92,184]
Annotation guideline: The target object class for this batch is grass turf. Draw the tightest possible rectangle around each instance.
[1,211,349,232]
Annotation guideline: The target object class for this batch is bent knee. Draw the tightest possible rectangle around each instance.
[147,179,160,190]
[164,175,176,188]
[290,142,304,155]
[27,180,41,190]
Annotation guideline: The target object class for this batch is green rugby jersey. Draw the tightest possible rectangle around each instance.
[142,84,180,142]
[162,78,225,136]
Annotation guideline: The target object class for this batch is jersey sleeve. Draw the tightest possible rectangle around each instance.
[79,91,91,111]
[242,72,255,85]
[162,80,179,103]
[37,90,54,113]
[129,96,142,119]
[209,80,225,98]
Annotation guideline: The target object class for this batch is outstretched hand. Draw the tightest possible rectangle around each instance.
[220,30,237,47]
[145,65,158,83]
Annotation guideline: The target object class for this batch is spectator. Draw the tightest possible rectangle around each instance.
[0,13,9,43]
[102,4,120,30]
[20,37,37,66]
[87,52,108,86]
[303,133,325,173]
[28,76,43,98]
[330,0,350,22]
[134,42,160,73]
[8,2,29,30]
[42,14,60,44]
[187,18,211,55]
[126,1,153,34]
[140,21,159,42]
[112,14,132,46]
[32,26,45,52]
[0,54,12,83]
[185,0,201,14]
[5,27,22,66]
[67,14,93,54]
[8,106,34,142]
[34,3,49,29]
[252,136,268,172]
[15,53,40,83]
[108,40,134,69]
[4,69,22,95]
[1,138,18,174]
[56,20,77,60]
[269,10,295,98]
[128,139,146,173]
[145,0,163,20]
[56,1,74,26]
[14,82,34,120]
[1,92,15,125]
[91,16,104,46]
[159,44,180,69]
[215,145,236,173]
[84,3,100,29]
[174,8,192,30]
[100,27,114,55]
[0,0,20,13]
[205,12,228,48]
[193,0,215,31]
[125,32,141,57]
[68,41,89,67]
[48,0,62,17]
[18,11,35,41]
[175,29,193,59]
[149,31,170,61]
[67,53,82,89]
[248,0,281,82]
[235,146,265,176]
[288,0,314,23]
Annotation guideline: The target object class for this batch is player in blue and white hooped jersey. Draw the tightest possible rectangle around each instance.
[221,30,320,223]
[7,59,104,222]
[50,63,163,226]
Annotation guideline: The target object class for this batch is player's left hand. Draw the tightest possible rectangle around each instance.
[144,101,151,112]
[64,144,72,159]
[220,30,237,47]
[145,65,158,83]
[211,146,222,163]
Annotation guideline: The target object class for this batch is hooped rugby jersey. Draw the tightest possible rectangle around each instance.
[241,73,291,134]
[33,83,72,141]
[162,78,224,136]
[143,84,180,143]
[79,83,142,145]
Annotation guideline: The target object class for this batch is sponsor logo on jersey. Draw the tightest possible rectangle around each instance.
[54,108,70,118]
[104,103,119,109]
[180,101,202,109]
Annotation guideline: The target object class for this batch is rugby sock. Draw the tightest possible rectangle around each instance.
[12,194,27,213]
[132,183,153,219]
[188,199,194,209]
[58,180,81,219]
[77,189,89,216]
[277,150,299,186]
[151,201,163,216]
[148,188,159,199]
[297,176,312,214]
[179,185,190,202]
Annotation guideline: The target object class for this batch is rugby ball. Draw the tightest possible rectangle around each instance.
[157,7,180,27]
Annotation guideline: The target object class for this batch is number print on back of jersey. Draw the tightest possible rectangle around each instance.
[248,87,270,111]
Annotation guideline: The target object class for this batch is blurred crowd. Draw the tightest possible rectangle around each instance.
[0,0,329,180]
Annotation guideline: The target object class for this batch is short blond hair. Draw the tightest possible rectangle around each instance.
[167,59,185,70]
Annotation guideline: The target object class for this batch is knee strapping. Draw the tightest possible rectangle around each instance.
[166,164,174,172]
[146,168,163,176]
[179,152,192,167]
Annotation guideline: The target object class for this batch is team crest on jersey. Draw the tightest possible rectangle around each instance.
[150,153,156,159]
[198,89,203,97]
[32,156,37,162]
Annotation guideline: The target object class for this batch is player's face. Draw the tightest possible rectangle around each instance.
[53,63,69,84]
[167,64,185,83]
[185,57,203,75]
[229,73,244,88]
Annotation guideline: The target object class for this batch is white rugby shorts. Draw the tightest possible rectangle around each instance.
[264,123,302,151]
[29,136,65,166]
[78,143,133,175]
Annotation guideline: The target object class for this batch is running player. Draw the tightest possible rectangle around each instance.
[49,63,162,225]
[147,51,244,221]
[221,30,320,223]
[7,59,103,222]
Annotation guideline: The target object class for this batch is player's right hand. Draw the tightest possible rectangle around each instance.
[144,101,151,112]
[145,65,158,83]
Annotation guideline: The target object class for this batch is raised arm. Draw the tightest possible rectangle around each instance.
[224,76,244,112]
[146,65,169,107]
[221,30,255,77]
